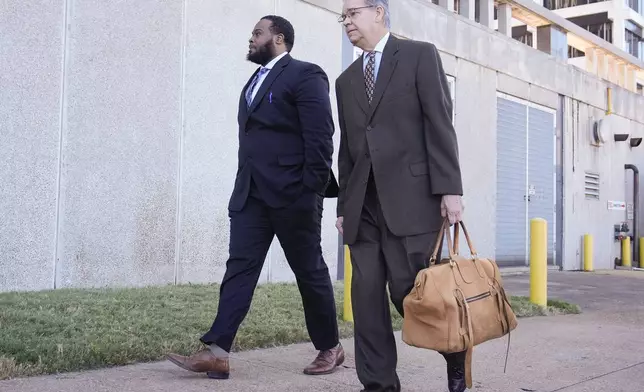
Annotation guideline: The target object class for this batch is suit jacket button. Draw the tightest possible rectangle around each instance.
[366,125,372,131]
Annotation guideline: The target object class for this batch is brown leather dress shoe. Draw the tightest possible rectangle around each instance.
[303,343,345,375]
[166,349,230,379]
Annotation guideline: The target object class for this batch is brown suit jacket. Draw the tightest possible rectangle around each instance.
[335,35,463,245]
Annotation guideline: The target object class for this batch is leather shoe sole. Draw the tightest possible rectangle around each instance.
[206,370,230,380]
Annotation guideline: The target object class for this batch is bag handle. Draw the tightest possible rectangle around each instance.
[452,221,478,259]
[429,219,479,265]
[429,218,457,265]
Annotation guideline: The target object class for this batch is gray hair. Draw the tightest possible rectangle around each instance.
[365,0,391,28]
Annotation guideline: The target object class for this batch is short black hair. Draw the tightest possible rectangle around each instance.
[261,15,295,52]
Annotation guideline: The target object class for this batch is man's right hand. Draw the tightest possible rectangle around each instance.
[335,216,344,235]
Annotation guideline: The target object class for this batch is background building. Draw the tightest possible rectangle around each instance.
[546,0,643,60]
[489,0,644,91]
[2,0,644,293]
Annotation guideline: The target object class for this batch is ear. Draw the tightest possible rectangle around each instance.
[375,5,384,23]
[274,33,285,45]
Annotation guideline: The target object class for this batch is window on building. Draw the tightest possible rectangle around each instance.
[512,26,534,47]
[584,172,600,200]
[446,75,456,124]
[475,0,481,22]
[625,28,643,59]
[566,13,612,44]
[440,0,470,15]
[566,14,612,57]
[569,47,585,58]
[545,0,608,11]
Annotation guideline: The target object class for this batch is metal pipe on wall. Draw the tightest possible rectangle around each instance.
[625,164,639,264]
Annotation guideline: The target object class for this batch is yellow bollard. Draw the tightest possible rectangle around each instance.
[622,236,632,267]
[583,234,593,272]
[343,245,353,322]
[529,218,548,307]
[640,237,644,268]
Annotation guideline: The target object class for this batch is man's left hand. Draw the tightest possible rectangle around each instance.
[441,195,463,224]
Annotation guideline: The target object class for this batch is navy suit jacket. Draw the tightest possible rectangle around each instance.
[228,53,339,212]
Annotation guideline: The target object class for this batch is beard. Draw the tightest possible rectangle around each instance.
[247,40,275,66]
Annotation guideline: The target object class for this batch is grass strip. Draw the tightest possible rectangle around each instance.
[0,282,580,380]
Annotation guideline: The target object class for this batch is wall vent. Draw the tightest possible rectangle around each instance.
[584,172,600,200]
[591,119,607,146]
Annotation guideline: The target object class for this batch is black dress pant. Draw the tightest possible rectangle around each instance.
[200,181,339,352]
[349,174,442,392]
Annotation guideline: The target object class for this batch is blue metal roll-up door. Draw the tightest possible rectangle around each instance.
[528,106,556,264]
[496,97,528,266]
[495,95,556,266]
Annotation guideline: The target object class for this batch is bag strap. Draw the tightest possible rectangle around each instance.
[458,281,515,389]
[498,284,514,374]
[492,280,515,376]
[429,219,456,265]
[452,221,479,258]
[456,288,474,389]
[429,219,479,265]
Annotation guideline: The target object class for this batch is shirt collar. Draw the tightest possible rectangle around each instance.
[363,32,391,59]
[263,51,289,71]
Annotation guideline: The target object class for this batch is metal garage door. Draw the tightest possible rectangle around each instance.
[528,107,556,264]
[496,97,528,266]
[496,95,556,266]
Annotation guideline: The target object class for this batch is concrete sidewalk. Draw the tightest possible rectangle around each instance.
[2,271,643,392]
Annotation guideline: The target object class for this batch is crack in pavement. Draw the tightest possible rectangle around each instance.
[548,361,644,392]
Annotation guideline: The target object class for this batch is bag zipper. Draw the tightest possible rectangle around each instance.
[466,291,491,303]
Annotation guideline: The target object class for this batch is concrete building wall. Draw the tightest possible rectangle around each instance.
[176,0,344,286]
[561,103,644,270]
[54,0,183,289]
[2,0,644,292]
[1,1,65,291]
[1,0,344,292]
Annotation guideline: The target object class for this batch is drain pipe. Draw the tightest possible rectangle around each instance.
[625,164,639,265]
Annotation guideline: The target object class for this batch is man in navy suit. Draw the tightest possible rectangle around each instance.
[166,15,343,379]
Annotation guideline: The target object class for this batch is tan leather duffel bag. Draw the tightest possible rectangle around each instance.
[401,219,518,389]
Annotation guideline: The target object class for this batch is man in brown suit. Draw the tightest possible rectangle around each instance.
[335,1,466,391]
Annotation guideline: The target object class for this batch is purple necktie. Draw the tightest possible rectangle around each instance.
[245,67,269,108]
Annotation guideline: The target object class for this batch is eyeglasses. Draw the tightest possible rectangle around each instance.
[337,5,375,23]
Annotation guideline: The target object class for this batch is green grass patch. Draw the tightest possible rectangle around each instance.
[509,296,582,317]
[0,282,579,380]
